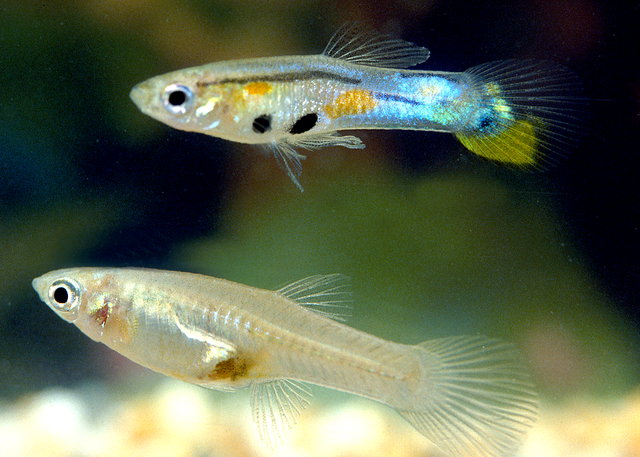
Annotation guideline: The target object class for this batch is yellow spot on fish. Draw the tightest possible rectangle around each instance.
[455,117,541,166]
[420,85,442,99]
[485,82,502,96]
[494,98,511,115]
[324,89,376,119]
[244,82,272,96]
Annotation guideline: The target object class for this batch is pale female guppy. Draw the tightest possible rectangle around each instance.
[130,24,583,190]
[33,267,537,457]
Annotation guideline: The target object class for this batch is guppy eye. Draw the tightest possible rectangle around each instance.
[162,83,194,115]
[48,279,81,312]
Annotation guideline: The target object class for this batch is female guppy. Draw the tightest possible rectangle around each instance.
[34,268,538,457]
[130,25,583,190]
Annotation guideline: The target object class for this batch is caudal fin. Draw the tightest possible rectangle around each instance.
[455,60,587,168]
[397,335,538,457]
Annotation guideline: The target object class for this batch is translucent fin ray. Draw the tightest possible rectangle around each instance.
[286,132,365,151]
[277,274,352,321]
[456,59,588,168]
[268,142,306,191]
[270,133,364,191]
[397,335,538,457]
[323,22,429,69]
[250,379,312,449]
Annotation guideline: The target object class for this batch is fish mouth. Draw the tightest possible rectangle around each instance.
[32,275,47,301]
[129,83,147,110]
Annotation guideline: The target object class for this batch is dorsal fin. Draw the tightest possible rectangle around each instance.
[322,22,429,69]
[277,274,352,321]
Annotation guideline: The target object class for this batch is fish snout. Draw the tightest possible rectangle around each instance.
[32,275,47,301]
[129,83,148,110]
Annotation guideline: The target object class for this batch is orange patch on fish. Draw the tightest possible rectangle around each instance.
[244,81,272,96]
[324,89,376,118]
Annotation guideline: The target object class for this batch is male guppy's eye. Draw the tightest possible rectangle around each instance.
[162,83,194,115]
[48,279,81,312]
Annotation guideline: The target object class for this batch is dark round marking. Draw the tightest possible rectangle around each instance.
[252,114,272,134]
[478,116,496,132]
[289,113,318,134]
[53,286,69,304]
[167,90,187,107]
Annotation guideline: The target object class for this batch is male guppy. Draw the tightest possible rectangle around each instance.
[130,25,583,190]
[34,268,538,457]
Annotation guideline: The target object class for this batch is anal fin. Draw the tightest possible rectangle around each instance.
[250,379,312,449]
[270,133,365,191]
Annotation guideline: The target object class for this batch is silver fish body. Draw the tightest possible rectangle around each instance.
[130,25,585,190]
[130,55,476,144]
[34,267,537,456]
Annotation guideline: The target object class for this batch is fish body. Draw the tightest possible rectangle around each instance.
[131,55,476,142]
[33,267,537,456]
[130,25,584,190]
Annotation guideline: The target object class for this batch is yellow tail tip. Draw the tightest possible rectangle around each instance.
[455,117,541,167]
[458,60,588,169]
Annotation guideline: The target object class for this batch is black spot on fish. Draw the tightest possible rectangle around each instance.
[290,113,318,134]
[252,115,272,134]
[479,116,495,132]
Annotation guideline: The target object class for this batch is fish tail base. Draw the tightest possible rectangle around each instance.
[397,335,538,457]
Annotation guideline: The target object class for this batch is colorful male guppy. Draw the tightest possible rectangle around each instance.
[130,25,583,190]
[33,267,538,457]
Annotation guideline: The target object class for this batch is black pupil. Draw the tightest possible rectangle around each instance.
[53,286,69,304]
[168,90,187,106]
[290,113,318,134]
[252,114,272,134]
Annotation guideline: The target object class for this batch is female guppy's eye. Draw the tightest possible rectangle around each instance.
[162,83,194,115]
[48,279,81,312]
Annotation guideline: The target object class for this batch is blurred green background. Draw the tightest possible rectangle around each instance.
[1,0,639,404]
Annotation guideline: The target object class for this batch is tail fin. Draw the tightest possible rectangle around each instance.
[455,60,587,168]
[397,335,538,457]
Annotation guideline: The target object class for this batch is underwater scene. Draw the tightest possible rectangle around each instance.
[1,0,639,456]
